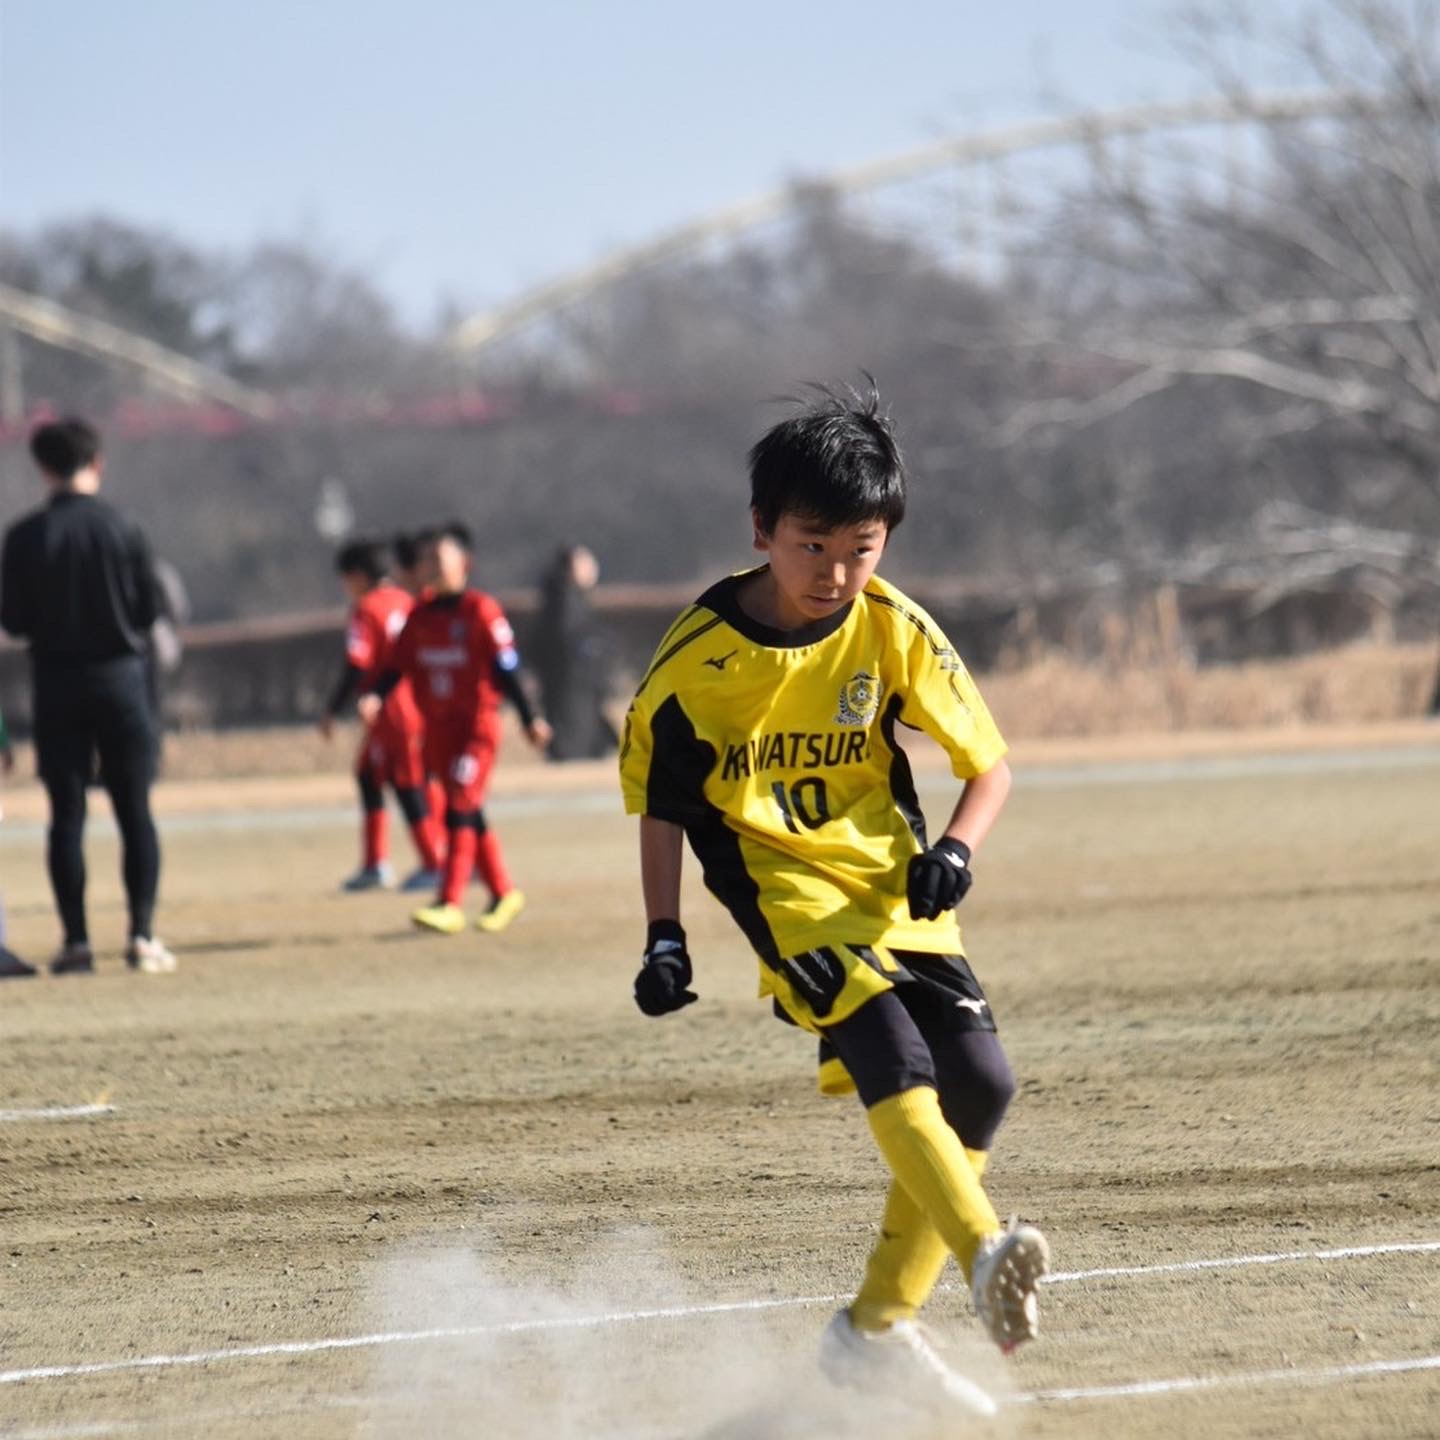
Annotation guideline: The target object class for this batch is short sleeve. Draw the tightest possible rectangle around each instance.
[346,609,379,669]
[477,593,517,661]
[618,690,656,816]
[897,610,1007,780]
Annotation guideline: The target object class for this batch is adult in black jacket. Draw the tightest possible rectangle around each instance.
[534,544,617,762]
[0,418,176,975]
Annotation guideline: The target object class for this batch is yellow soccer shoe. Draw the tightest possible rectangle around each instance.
[411,902,468,935]
[475,889,526,933]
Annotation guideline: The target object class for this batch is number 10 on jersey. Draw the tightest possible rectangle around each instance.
[771,777,830,832]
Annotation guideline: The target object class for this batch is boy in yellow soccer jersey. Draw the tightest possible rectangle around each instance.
[619,383,1049,1414]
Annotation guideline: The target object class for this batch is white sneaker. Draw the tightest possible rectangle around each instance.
[972,1219,1050,1353]
[818,1309,997,1418]
[341,862,395,892]
[127,936,178,974]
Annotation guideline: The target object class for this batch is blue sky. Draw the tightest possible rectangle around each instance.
[1,1,1277,327]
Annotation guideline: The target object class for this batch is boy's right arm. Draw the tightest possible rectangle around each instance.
[621,662,702,1017]
[321,661,364,737]
[640,813,683,926]
[633,815,697,1016]
[329,608,375,734]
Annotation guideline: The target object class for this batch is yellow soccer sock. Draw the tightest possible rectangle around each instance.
[864,1087,1000,1283]
[850,1142,995,1330]
[851,1180,947,1330]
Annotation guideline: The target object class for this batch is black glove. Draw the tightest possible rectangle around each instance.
[633,919,698,1017]
[906,837,973,920]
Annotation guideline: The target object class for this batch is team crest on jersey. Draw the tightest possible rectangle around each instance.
[836,671,882,726]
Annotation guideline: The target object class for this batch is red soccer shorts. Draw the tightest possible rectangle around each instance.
[357,709,427,791]
[424,715,500,813]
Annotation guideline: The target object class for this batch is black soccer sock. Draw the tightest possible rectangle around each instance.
[44,774,89,946]
[395,786,429,826]
[105,759,161,940]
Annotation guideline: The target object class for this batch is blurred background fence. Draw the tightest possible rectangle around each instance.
[2,569,1433,733]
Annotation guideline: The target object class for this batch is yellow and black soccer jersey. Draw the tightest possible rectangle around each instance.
[620,568,1007,965]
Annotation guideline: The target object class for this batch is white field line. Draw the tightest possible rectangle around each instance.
[5,1356,1440,1440]
[1023,1352,1440,1404]
[1042,1238,1440,1284]
[0,1104,113,1123]
[14,1358,1440,1439]
[1,741,1436,844]
[1,1238,1436,1390]
[0,1295,837,1386]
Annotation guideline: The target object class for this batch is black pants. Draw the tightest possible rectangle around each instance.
[33,656,160,946]
[824,974,1017,1152]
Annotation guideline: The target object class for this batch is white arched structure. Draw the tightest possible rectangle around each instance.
[450,91,1364,355]
[0,281,273,418]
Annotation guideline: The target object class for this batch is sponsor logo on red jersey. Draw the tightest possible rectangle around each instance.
[391,589,515,727]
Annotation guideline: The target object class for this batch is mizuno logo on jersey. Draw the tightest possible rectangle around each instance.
[721,729,869,781]
[702,650,737,671]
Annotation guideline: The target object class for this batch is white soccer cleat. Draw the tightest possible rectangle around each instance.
[126,936,178,974]
[818,1309,997,1418]
[972,1219,1050,1353]
[341,862,395,892]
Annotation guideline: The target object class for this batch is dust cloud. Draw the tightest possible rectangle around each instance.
[360,1228,1013,1438]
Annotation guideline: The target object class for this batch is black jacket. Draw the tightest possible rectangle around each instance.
[1,492,161,665]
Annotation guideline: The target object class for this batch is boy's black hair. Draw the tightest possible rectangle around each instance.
[30,417,102,480]
[435,519,473,553]
[748,378,906,536]
[392,528,434,571]
[335,539,386,582]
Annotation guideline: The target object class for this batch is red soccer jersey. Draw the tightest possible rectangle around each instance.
[348,583,413,686]
[349,582,421,731]
[389,588,518,730]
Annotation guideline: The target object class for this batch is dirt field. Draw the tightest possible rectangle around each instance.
[1,730,1438,1438]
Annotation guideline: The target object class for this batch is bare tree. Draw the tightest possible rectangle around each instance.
[1000,1,1440,523]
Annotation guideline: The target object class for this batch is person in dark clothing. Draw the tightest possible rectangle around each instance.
[0,702,37,978]
[535,544,617,762]
[0,417,176,976]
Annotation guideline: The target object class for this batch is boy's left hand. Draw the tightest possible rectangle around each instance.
[906,838,973,919]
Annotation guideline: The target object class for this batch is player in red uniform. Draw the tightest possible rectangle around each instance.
[391,528,448,836]
[362,521,551,934]
[321,540,444,891]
